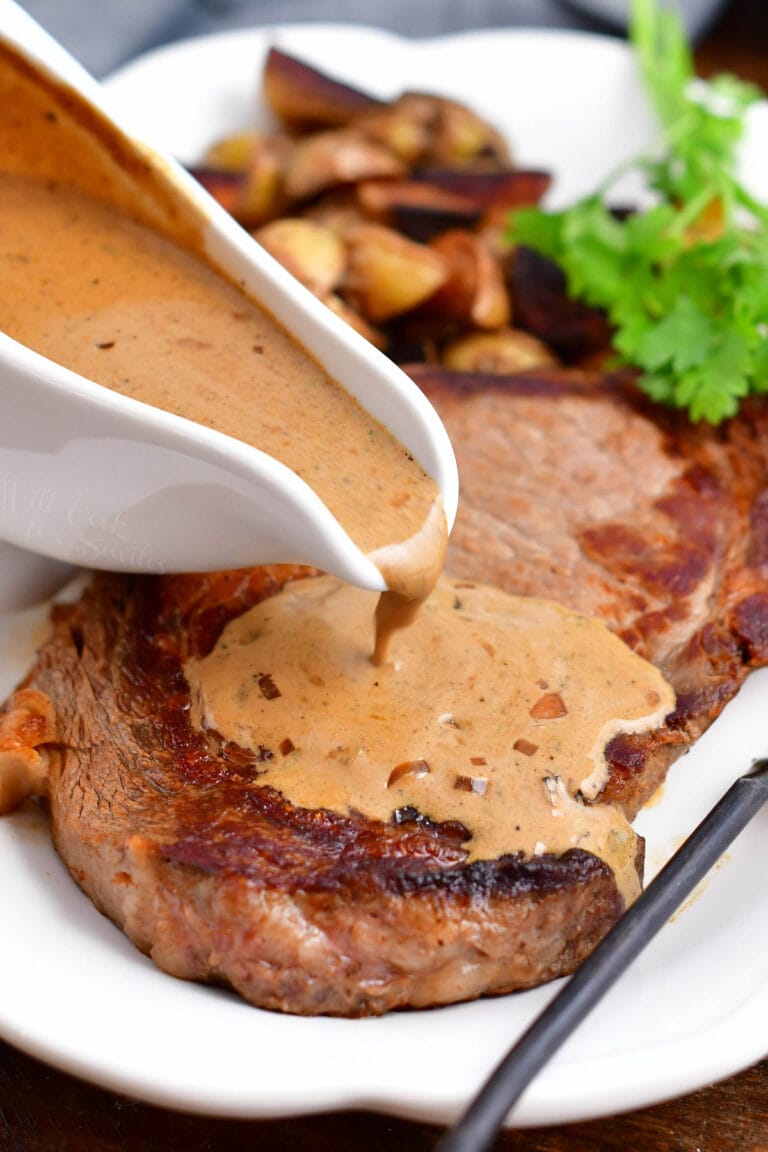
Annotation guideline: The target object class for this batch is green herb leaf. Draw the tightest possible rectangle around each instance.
[507,0,767,424]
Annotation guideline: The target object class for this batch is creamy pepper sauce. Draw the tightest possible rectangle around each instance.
[0,174,443,614]
[0,44,445,646]
[0,45,676,901]
[186,575,675,905]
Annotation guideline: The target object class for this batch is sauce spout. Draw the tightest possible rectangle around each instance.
[0,0,458,612]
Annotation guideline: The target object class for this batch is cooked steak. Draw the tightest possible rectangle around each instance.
[3,367,767,1016]
[1,567,632,1016]
[411,365,768,814]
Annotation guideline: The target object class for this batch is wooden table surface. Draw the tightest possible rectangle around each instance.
[3,2,768,1149]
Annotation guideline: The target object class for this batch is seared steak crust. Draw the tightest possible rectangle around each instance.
[19,570,624,1016]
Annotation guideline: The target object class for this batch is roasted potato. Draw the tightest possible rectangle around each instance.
[191,47,563,372]
[254,218,346,296]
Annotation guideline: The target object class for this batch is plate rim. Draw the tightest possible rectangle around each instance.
[1,20,767,1129]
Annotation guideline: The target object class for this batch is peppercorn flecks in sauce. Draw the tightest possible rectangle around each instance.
[186,575,675,908]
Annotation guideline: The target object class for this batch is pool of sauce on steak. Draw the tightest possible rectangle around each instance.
[185,573,674,905]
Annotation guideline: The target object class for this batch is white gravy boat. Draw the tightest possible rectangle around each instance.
[0,0,458,611]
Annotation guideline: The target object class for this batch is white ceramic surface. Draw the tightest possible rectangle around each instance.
[0,22,767,1129]
[0,1,458,607]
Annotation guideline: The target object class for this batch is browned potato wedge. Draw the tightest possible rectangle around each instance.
[385,314,445,366]
[254,218,346,296]
[357,179,480,241]
[203,131,264,172]
[392,204,482,245]
[356,96,436,163]
[263,47,383,129]
[359,169,552,246]
[284,129,406,201]
[397,93,510,167]
[302,188,371,236]
[442,328,558,374]
[425,231,509,329]
[509,246,612,361]
[237,135,295,225]
[411,167,551,211]
[432,96,510,165]
[360,92,510,169]
[357,178,473,217]
[189,167,248,217]
[342,223,447,321]
[194,132,294,225]
[193,49,564,378]
[322,292,387,348]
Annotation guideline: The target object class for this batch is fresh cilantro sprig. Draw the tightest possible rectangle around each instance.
[508,0,768,423]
